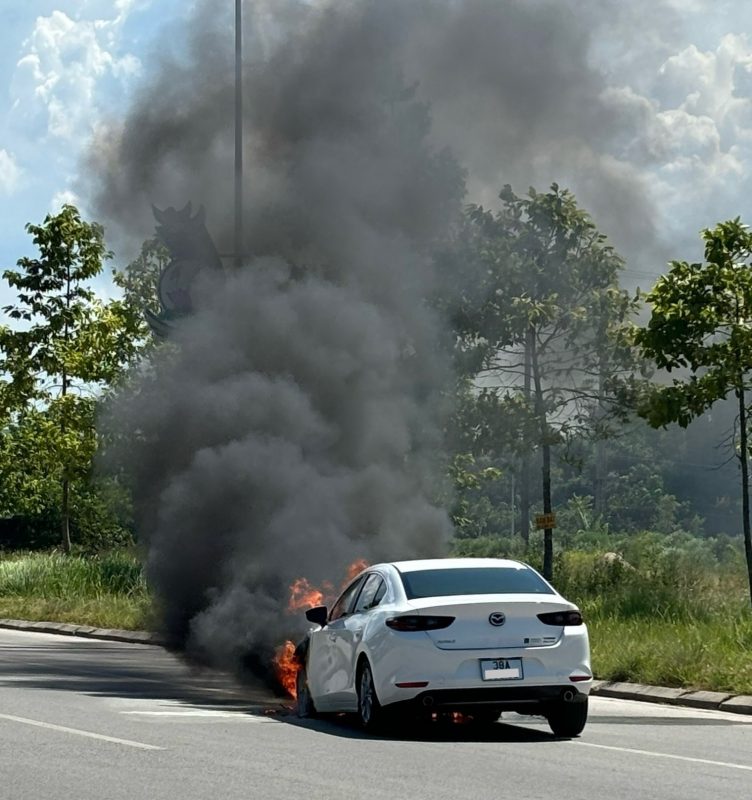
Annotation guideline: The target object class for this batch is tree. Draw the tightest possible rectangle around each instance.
[0,205,141,551]
[446,185,637,579]
[634,218,752,605]
[111,237,166,353]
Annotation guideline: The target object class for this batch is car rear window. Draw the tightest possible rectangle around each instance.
[399,567,554,599]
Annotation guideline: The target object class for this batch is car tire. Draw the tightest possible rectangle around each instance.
[547,697,588,738]
[296,666,317,718]
[357,661,384,732]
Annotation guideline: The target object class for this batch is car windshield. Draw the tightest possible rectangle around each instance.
[399,566,554,599]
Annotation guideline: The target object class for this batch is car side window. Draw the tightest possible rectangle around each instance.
[353,574,385,614]
[329,576,366,621]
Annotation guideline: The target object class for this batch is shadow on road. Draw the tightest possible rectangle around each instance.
[276,704,750,745]
[0,636,283,712]
[279,711,557,743]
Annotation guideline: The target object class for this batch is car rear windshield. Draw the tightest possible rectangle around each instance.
[399,567,554,599]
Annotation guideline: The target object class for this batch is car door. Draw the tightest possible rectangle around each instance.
[306,575,366,711]
[336,573,388,707]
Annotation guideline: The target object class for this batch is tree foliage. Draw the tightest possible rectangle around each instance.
[445,184,638,577]
[0,205,143,551]
[634,218,752,605]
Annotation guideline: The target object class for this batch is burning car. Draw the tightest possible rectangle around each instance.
[293,558,592,737]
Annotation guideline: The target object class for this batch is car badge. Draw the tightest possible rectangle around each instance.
[489,612,506,627]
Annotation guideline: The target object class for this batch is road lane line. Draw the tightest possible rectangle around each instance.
[0,713,163,750]
[573,741,752,772]
[120,710,274,719]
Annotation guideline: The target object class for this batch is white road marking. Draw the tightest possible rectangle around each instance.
[573,741,752,772]
[120,710,275,719]
[0,713,163,750]
[109,697,280,721]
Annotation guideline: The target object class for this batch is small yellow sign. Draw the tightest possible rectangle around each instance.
[535,513,556,530]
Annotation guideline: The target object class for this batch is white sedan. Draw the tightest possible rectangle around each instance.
[295,558,592,737]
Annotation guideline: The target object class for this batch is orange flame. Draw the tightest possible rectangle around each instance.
[274,559,370,699]
[344,558,369,584]
[274,640,298,699]
[287,577,334,612]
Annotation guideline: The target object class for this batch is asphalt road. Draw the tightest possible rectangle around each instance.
[1,629,751,800]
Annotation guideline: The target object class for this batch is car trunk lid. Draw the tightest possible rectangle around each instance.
[404,594,577,650]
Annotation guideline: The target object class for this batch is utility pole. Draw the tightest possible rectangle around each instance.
[234,0,243,269]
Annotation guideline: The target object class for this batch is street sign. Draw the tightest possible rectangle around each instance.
[535,512,556,530]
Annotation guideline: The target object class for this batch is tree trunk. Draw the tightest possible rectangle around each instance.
[594,438,606,516]
[61,478,71,553]
[738,386,752,607]
[519,456,530,546]
[593,319,608,516]
[60,263,71,553]
[530,332,553,581]
[519,327,534,546]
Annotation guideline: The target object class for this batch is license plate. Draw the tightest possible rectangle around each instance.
[480,658,523,681]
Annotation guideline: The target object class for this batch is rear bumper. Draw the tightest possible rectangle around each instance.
[371,626,591,708]
[387,684,588,715]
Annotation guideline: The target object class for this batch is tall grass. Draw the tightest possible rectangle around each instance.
[0,551,151,630]
[554,548,752,694]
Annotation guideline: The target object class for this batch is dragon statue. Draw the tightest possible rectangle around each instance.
[145,202,224,337]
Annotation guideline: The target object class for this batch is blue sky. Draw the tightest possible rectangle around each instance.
[2,1,752,306]
[0,0,189,304]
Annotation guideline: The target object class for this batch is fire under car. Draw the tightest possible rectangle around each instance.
[294,557,592,736]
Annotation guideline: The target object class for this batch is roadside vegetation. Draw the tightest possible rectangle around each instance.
[0,550,150,630]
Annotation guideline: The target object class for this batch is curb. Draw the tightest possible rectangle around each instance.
[590,680,752,716]
[0,618,165,646]
[2,619,751,717]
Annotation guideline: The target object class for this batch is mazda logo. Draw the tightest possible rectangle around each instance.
[488,612,506,627]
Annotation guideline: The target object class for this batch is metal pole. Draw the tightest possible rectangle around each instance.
[234,0,243,269]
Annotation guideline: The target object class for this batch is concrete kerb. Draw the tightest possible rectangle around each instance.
[591,680,752,715]
[0,618,165,646]
[2,619,751,717]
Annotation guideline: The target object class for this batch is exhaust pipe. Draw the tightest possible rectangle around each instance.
[562,689,576,703]
[422,695,434,707]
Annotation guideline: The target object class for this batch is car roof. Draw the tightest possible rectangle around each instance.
[372,558,531,574]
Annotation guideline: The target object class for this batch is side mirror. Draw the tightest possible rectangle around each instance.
[305,605,328,627]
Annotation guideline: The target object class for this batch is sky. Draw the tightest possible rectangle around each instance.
[2,0,752,305]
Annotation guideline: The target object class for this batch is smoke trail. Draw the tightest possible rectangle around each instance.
[88,0,667,678]
[95,0,462,676]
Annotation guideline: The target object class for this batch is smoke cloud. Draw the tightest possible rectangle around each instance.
[88,0,668,679]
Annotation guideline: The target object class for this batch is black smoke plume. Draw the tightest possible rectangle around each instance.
[95,0,464,679]
[88,0,663,680]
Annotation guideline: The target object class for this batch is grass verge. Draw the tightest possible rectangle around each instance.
[0,551,151,630]
[588,613,752,695]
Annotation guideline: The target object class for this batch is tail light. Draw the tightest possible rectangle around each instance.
[386,615,455,632]
[537,610,583,626]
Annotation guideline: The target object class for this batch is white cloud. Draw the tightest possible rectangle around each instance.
[9,8,142,142]
[0,149,22,195]
[598,31,752,261]
[50,188,80,212]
